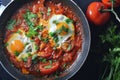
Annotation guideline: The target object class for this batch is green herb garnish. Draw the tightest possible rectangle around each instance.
[54,37,59,43]
[63,63,67,68]
[32,54,38,61]
[65,18,73,24]
[16,30,22,34]
[67,44,72,51]
[43,37,49,43]
[38,35,43,40]
[39,57,47,63]
[37,25,43,31]
[53,44,59,50]
[25,43,29,47]
[40,11,44,15]
[49,32,56,37]
[24,10,37,28]
[28,53,32,57]
[53,20,59,25]
[57,25,69,34]
[49,32,59,43]
[36,69,40,72]
[26,27,38,37]
[7,19,16,30]
[47,7,51,16]
[4,43,9,47]
[44,65,52,69]
[14,51,20,56]
[49,60,52,65]
[35,44,39,50]
[22,57,28,62]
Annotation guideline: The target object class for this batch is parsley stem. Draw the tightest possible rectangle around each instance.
[100,65,108,80]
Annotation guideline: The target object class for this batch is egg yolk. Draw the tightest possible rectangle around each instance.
[10,40,24,53]
[57,22,69,36]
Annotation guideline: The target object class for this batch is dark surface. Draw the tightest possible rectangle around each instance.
[0,0,119,80]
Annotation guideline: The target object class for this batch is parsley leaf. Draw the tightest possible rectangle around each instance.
[44,65,52,69]
[22,57,28,62]
[57,25,69,34]
[53,20,59,25]
[65,18,73,24]
[32,54,38,61]
[7,19,16,30]
[47,7,51,16]
[24,10,37,28]
[14,51,20,56]
[26,27,38,37]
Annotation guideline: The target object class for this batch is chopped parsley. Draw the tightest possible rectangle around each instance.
[4,43,9,47]
[39,57,46,63]
[28,53,32,57]
[24,10,37,28]
[7,19,16,30]
[65,18,73,24]
[49,32,59,43]
[43,37,49,43]
[44,65,52,69]
[40,11,44,15]
[32,54,38,61]
[26,27,38,37]
[38,35,43,40]
[47,7,51,16]
[22,57,28,62]
[35,44,39,50]
[38,35,49,43]
[67,44,72,51]
[36,69,40,73]
[49,32,56,37]
[14,51,20,56]
[25,43,29,47]
[49,60,52,65]
[32,54,39,64]
[57,25,69,34]
[54,37,59,43]
[37,25,43,31]
[63,63,67,68]
[53,44,59,50]
[16,30,22,34]
[53,20,59,25]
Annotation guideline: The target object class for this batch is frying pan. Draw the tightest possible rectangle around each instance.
[0,0,91,80]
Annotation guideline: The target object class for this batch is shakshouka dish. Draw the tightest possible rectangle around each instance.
[4,0,83,78]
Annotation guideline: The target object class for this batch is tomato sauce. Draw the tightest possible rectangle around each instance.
[4,0,83,79]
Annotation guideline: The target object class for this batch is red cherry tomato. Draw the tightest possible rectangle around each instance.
[102,0,120,7]
[39,62,59,75]
[86,2,110,26]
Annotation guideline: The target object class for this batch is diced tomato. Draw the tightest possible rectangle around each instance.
[39,62,59,75]
[63,53,73,62]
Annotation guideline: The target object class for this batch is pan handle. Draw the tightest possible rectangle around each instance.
[0,4,5,16]
[0,0,14,16]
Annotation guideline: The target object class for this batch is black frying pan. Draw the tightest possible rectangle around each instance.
[0,0,91,80]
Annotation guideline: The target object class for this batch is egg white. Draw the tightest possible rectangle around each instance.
[6,30,37,61]
[48,14,75,46]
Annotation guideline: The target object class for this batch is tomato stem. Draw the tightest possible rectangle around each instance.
[101,0,120,23]
[111,0,120,22]
[111,10,120,22]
